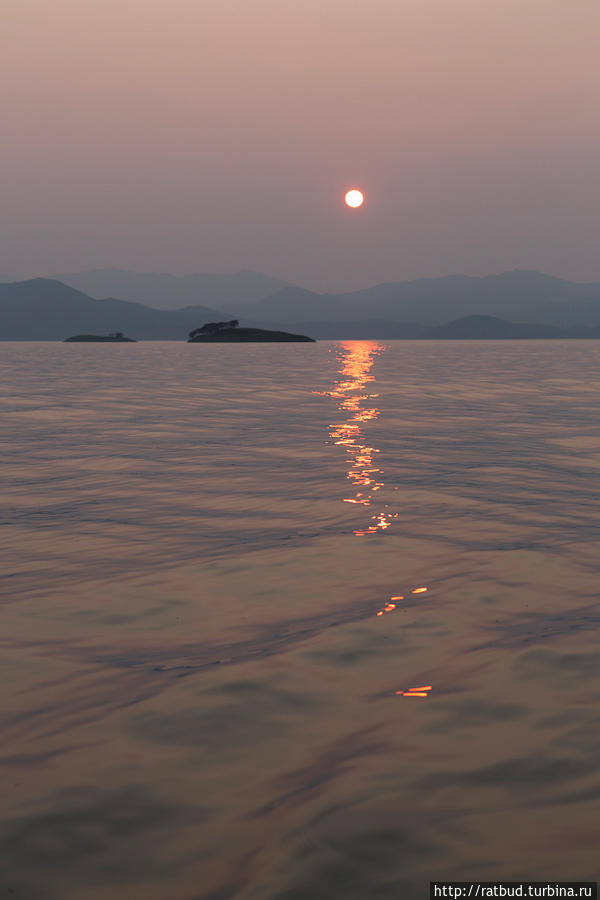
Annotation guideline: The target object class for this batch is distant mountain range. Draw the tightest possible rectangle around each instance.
[296,315,600,340]
[231,270,600,327]
[50,267,600,327]
[0,279,229,340]
[423,314,600,340]
[53,268,291,311]
[3,270,600,340]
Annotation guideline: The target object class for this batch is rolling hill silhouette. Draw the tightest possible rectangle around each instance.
[424,315,570,339]
[3,272,600,340]
[237,270,600,326]
[0,279,230,340]
[53,268,291,311]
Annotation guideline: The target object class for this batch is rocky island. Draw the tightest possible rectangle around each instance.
[187,320,315,342]
[64,332,136,342]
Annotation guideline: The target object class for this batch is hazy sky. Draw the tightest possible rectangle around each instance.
[2,0,599,291]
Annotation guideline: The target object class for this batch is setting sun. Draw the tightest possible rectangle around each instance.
[344,189,364,208]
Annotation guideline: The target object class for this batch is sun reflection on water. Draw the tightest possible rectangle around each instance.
[395,685,433,698]
[316,341,393,536]
[316,344,434,703]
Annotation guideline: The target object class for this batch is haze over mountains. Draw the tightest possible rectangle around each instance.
[47,267,600,327]
[3,268,600,340]
[234,270,600,327]
[0,279,227,341]
[55,268,290,310]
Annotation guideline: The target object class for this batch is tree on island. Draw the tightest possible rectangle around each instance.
[188,320,239,339]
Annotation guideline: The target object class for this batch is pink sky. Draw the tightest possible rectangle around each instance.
[2,0,599,290]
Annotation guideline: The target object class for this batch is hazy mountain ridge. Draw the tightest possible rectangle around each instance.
[0,279,232,340]
[31,268,600,328]
[300,315,600,340]
[243,270,600,326]
[3,273,600,340]
[424,314,576,339]
[53,268,291,310]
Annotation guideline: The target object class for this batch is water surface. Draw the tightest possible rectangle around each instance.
[1,340,600,898]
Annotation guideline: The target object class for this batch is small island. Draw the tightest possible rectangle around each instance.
[187,320,315,343]
[64,332,136,342]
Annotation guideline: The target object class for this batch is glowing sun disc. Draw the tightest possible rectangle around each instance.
[345,189,364,208]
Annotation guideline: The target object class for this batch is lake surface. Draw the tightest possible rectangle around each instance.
[1,340,599,899]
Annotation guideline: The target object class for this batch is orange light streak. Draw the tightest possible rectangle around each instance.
[411,587,428,594]
[318,341,395,536]
[395,684,433,697]
[376,594,404,616]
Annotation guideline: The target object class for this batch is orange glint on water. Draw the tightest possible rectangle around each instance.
[376,603,396,615]
[319,342,398,537]
[411,587,428,594]
[395,685,433,697]
[376,593,408,617]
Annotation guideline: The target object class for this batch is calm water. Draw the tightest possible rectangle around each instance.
[1,341,600,899]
